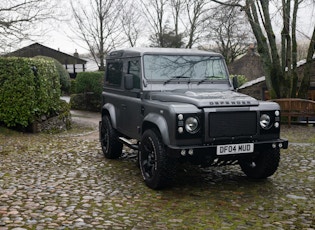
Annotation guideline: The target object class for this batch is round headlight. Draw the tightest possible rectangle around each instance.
[185,117,199,134]
[260,114,271,129]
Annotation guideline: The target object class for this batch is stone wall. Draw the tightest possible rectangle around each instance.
[29,114,71,133]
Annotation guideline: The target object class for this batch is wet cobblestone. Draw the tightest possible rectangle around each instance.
[0,122,314,229]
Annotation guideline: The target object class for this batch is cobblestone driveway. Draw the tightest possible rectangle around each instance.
[0,112,314,229]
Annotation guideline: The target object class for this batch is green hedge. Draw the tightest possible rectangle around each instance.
[35,56,71,94]
[0,57,61,128]
[70,72,104,112]
[70,79,77,94]
[75,71,104,96]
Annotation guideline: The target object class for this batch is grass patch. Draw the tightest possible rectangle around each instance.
[281,124,315,143]
[0,126,23,136]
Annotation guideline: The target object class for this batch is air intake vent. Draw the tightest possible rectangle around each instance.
[209,112,257,138]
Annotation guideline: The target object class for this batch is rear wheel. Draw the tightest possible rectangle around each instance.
[100,116,122,159]
[239,149,280,179]
[139,129,176,189]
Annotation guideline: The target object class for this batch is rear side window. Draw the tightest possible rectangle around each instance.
[128,59,141,89]
[106,62,123,87]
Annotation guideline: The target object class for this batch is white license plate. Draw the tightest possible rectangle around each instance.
[216,143,254,155]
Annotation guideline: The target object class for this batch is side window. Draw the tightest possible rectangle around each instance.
[106,62,123,87]
[128,59,141,89]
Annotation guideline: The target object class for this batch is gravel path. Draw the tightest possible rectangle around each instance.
[0,113,314,229]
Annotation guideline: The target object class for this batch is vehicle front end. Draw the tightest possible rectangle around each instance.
[170,100,288,162]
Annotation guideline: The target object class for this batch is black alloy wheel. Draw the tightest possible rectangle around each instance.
[139,129,176,189]
[239,149,280,179]
[100,116,122,159]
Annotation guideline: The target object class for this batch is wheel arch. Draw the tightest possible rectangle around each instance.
[142,113,170,146]
[102,103,117,129]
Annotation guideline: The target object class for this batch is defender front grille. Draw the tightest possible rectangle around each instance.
[209,112,257,138]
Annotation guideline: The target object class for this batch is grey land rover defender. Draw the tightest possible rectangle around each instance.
[99,47,288,189]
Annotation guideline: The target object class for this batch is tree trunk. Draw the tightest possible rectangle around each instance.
[244,0,279,98]
[211,0,314,99]
[290,0,299,98]
[298,26,315,98]
[281,0,292,98]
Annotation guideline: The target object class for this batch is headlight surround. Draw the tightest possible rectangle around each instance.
[260,114,271,129]
[185,117,200,134]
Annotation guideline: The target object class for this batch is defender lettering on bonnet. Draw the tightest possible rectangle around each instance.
[99,47,288,190]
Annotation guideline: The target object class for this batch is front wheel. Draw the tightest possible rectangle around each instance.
[139,129,176,189]
[100,116,122,159]
[239,149,280,179]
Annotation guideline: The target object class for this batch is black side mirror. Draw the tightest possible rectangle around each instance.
[124,74,134,90]
[232,76,239,90]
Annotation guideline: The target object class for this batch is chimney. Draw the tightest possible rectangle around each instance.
[73,49,79,58]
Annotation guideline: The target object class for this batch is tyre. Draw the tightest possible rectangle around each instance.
[139,129,176,189]
[239,149,280,179]
[100,116,122,159]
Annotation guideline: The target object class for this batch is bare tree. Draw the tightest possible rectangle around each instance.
[206,5,253,64]
[184,0,208,48]
[170,0,184,36]
[140,0,210,48]
[120,1,143,47]
[140,0,169,47]
[71,0,124,71]
[299,23,315,97]
[0,0,60,52]
[150,26,185,47]
[211,0,315,99]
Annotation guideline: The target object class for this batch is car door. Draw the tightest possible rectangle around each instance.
[120,58,143,139]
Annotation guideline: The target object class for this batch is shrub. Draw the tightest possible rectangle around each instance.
[71,71,104,112]
[70,79,76,94]
[35,56,71,94]
[230,75,248,87]
[75,71,104,96]
[0,57,61,128]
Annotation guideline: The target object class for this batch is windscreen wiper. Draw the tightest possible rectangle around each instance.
[163,76,191,85]
[197,76,223,85]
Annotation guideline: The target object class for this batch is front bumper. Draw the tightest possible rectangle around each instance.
[167,138,288,157]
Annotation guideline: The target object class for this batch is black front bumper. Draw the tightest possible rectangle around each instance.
[167,138,288,157]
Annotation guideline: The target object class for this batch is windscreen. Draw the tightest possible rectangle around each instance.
[143,55,228,82]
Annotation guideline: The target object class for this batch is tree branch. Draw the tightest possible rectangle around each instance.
[210,0,244,9]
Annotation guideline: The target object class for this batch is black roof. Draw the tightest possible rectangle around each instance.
[5,43,87,65]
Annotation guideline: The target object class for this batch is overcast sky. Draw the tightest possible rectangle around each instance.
[18,1,315,57]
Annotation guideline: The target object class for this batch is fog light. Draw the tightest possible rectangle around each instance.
[272,143,277,148]
[188,149,194,155]
[180,150,186,156]
[278,143,283,148]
